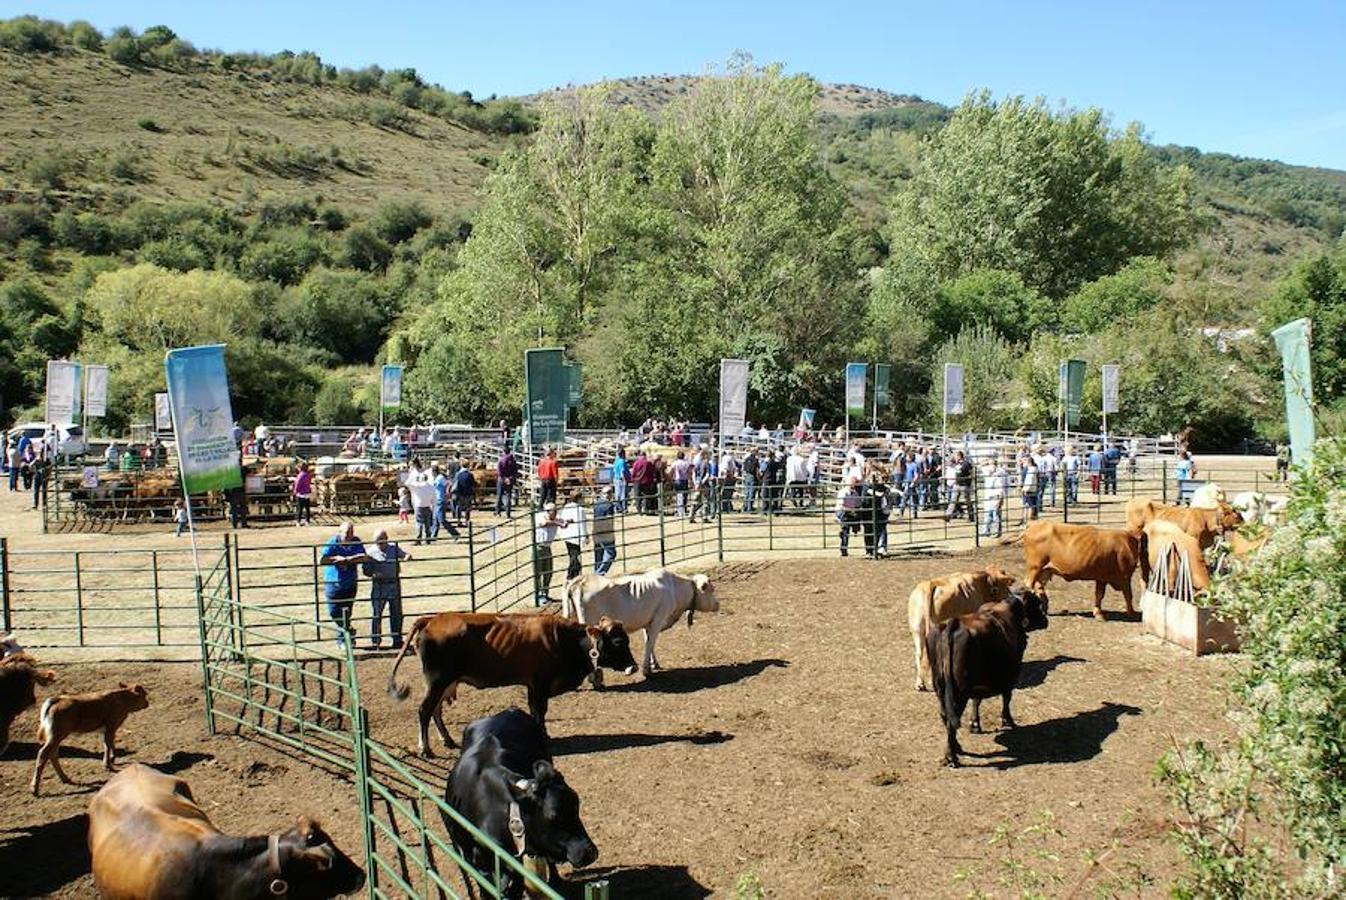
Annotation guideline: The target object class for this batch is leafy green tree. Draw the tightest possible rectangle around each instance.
[372,200,433,244]
[925,323,1017,431]
[1060,256,1171,333]
[84,264,263,351]
[341,225,392,272]
[239,234,328,285]
[887,92,1195,300]
[1260,247,1346,402]
[274,268,391,363]
[930,268,1053,343]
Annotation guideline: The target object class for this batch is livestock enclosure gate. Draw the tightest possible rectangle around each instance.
[0,458,1279,899]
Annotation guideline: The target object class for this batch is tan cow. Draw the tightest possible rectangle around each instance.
[1143,520,1210,594]
[1022,521,1141,619]
[907,567,1016,691]
[1125,499,1244,568]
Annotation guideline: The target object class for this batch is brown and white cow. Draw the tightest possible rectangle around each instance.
[927,587,1050,767]
[1021,521,1141,618]
[387,612,638,757]
[89,763,364,900]
[906,567,1016,691]
[0,653,57,755]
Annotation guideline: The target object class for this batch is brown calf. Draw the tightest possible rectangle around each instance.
[32,683,149,795]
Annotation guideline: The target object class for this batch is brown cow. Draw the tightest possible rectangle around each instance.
[927,587,1050,767]
[0,654,57,755]
[89,763,364,899]
[1143,520,1211,594]
[907,567,1016,691]
[1022,521,1141,618]
[1125,498,1243,550]
[32,683,149,795]
[387,612,639,757]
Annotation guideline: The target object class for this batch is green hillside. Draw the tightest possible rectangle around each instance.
[2,16,1344,445]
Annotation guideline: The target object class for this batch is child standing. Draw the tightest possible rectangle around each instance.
[397,484,412,525]
[173,499,188,536]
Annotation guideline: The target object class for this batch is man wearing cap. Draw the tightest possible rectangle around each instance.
[533,501,567,605]
[362,529,411,649]
[592,486,618,575]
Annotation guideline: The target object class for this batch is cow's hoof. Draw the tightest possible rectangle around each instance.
[943,757,960,769]
[1092,608,1106,621]
[969,722,983,734]
[419,747,435,759]
[1001,719,1017,730]
[916,684,928,692]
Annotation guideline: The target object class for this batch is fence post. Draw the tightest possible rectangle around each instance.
[311,544,323,643]
[351,702,378,897]
[467,521,478,613]
[972,473,980,549]
[716,484,725,563]
[73,550,85,647]
[658,489,667,568]
[767,485,774,553]
[1162,464,1168,504]
[530,503,540,605]
[150,549,163,645]
[584,880,611,900]
[192,574,217,734]
[0,537,10,634]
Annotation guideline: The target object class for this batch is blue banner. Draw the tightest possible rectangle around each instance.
[1271,318,1315,467]
[381,364,403,411]
[845,363,867,418]
[164,345,241,495]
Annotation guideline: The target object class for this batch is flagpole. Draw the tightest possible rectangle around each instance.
[165,361,204,585]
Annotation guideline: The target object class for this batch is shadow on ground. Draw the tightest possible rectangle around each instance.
[606,659,789,695]
[0,813,90,896]
[570,864,712,899]
[552,730,732,756]
[1018,654,1087,688]
[965,702,1142,769]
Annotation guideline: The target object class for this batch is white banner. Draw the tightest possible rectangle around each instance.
[943,363,965,415]
[718,358,749,436]
[154,392,172,431]
[1101,364,1120,415]
[381,364,403,410]
[84,364,109,418]
[45,360,82,426]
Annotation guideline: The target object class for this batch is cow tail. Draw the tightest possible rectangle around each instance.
[387,617,430,701]
[37,698,54,741]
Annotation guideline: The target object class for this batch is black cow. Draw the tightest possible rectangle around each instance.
[926,587,1050,767]
[443,708,597,900]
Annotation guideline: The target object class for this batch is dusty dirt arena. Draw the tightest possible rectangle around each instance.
[0,545,1234,898]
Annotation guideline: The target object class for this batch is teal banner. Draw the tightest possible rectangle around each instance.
[525,348,568,448]
[1271,318,1315,467]
[874,363,891,408]
[380,364,403,412]
[1063,358,1086,427]
[164,345,242,495]
[845,362,867,418]
[566,361,583,409]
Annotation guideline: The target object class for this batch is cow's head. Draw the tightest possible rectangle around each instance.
[983,566,1015,601]
[1215,503,1245,532]
[507,760,598,868]
[276,817,366,897]
[691,574,719,614]
[117,683,151,711]
[1008,587,1049,632]
[588,617,638,675]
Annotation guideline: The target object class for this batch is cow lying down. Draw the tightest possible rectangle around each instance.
[444,708,597,900]
[88,763,364,899]
[563,568,718,676]
[927,587,1050,768]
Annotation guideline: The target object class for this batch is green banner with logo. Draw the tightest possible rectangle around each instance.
[566,361,583,409]
[1271,318,1315,467]
[874,363,891,408]
[1063,358,1086,427]
[525,348,568,448]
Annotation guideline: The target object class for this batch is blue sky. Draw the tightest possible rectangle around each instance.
[8,1,1346,169]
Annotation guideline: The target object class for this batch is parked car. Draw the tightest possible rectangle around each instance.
[6,422,88,458]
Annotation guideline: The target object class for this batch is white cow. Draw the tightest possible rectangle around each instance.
[1188,482,1225,509]
[563,568,718,675]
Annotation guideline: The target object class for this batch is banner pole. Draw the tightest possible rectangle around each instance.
[165,374,204,586]
[871,366,877,432]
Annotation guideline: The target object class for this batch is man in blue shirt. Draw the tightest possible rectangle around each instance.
[319,521,368,649]
[1102,441,1122,495]
[592,486,618,575]
[1087,446,1104,495]
[431,464,450,538]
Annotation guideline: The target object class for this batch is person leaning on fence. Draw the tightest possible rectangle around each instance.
[559,490,588,580]
[835,475,866,557]
[496,446,519,517]
[718,446,739,513]
[431,463,451,536]
[533,502,567,605]
[1175,449,1196,483]
[981,457,1008,538]
[320,521,369,649]
[944,450,976,522]
[871,479,892,558]
[740,448,760,513]
[452,461,477,526]
[362,529,410,650]
[670,450,693,517]
[1103,440,1122,495]
[292,462,314,527]
[1061,444,1080,503]
[592,486,618,575]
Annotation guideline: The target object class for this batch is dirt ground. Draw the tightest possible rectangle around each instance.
[0,544,1235,899]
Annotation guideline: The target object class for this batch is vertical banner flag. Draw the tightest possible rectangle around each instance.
[1064,359,1087,427]
[524,348,568,447]
[943,363,965,415]
[1271,318,1315,466]
[719,359,749,435]
[566,362,583,410]
[84,364,109,418]
[154,392,172,431]
[1101,364,1120,415]
[380,364,403,411]
[45,360,82,426]
[798,408,817,429]
[845,363,867,418]
[164,345,241,494]
[874,363,891,408]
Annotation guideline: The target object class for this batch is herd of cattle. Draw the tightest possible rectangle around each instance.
[0,483,1269,898]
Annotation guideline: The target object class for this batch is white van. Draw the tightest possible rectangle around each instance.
[6,422,88,458]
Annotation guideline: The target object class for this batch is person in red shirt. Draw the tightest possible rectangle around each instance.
[537,447,559,505]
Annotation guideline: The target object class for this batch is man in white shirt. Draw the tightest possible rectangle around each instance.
[558,492,588,580]
[533,502,566,605]
[1061,444,1081,504]
[406,463,438,545]
[785,448,810,508]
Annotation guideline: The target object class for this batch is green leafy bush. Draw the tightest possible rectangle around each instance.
[68,19,101,51]
[104,29,140,65]
[1158,438,1346,897]
[372,199,432,244]
[0,15,64,52]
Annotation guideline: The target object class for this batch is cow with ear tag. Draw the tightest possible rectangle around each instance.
[444,708,598,900]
